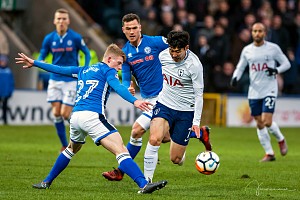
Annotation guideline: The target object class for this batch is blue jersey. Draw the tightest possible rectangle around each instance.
[122,35,168,98]
[33,61,137,114]
[38,28,91,82]
[0,66,14,97]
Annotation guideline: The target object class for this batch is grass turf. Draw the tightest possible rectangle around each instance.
[0,125,299,199]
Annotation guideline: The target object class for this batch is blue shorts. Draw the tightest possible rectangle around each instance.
[249,96,276,116]
[152,102,194,146]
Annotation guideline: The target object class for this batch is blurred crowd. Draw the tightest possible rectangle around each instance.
[76,0,300,95]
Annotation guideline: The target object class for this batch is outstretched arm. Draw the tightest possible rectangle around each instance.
[15,53,80,77]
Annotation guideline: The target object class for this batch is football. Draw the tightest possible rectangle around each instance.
[195,151,220,175]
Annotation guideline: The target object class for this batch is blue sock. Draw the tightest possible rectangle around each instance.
[54,117,68,147]
[44,149,74,183]
[189,130,203,138]
[126,137,142,159]
[117,153,148,188]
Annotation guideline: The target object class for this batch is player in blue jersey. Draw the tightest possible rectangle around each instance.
[102,13,211,181]
[38,8,91,152]
[15,44,167,193]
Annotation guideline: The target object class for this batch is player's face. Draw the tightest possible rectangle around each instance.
[54,12,70,35]
[169,46,189,62]
[109,56,124,71]
[122,19,142,46]
[251,24,265,45]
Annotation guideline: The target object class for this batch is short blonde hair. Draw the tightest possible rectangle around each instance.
[104,44,126,62]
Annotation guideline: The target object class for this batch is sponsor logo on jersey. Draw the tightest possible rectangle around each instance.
[163,74,184,87]
[251,63,268,71]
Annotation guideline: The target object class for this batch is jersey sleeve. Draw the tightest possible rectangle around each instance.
[233,48,248,81]
[190,60,204,126]
[33,60,80,78]
[274,45,291,73]
[106,69,137,104]
[37,35,51,61]
[78,37,91,66]
[121,62,131,88]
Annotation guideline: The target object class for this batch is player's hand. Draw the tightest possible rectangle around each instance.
[265,67,278,76]
[134,100,153,111]
[230,77,237,87]
[128,81,135,96]
[192,125,200,138]
[15,53,34,69]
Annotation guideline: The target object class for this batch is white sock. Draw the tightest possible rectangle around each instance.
[257,127,274,155]
[267,121,284,142]
[178,151,186,166]
[144,142,160,181]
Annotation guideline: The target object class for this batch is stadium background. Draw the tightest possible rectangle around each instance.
[0,0,300,127]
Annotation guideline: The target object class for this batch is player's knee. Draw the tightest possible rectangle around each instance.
[131,126,146,138]
[149,136,162,146]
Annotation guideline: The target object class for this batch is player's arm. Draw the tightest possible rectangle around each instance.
[121,62,132,88]
[37,36,50,61]
[191,62,204,138]
[79,38,91,66]
[231,49,248,86]
[107,72,151,111]
[274,46,291,73]
[15,53,79,78]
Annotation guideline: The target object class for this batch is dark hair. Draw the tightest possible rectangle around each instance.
[167,30,190,49]
[122,13,141,26]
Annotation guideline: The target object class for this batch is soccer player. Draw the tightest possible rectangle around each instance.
[230,22,290,162]
[102,13,211,181]
[38,8,91,152]
[143,30,211,182]
[15,44,167,193]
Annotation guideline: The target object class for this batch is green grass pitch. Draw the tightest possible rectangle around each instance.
[0,125,299,200]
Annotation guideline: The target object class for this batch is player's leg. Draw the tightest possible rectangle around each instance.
[261,96,287,156]
[47,80,68,149]
[100,127,167,193]
[32,141,82,189]
[33,112,85,189]
[250,98,275,162]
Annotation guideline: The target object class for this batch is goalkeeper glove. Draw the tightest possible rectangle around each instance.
[265,67,278,76]
[230,77,237,87]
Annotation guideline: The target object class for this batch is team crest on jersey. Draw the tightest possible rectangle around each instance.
[265,56,269,61]
[128,53,132,58]
[67,40,73,46]
[178,69,184,77]
[162,37,168,44]
[144,46,151,54]
[115,73,119,79]
[52,41,56,46]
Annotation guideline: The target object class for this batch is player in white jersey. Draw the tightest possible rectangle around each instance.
[231,23,290,162]
[143,30,212,182]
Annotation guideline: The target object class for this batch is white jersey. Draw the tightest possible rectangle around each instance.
[233,41,290,99]
[158,48,204,125]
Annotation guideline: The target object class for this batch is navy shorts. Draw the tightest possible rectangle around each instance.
[249,96,276,116]
[152,102,194,146]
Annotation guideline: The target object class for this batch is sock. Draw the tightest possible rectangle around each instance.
[126,136,142,159]
[257,127,274,155]
[144,142,160,181]
[189,129,203,138]
[178,151,186,166]
[54,116,68,147]
[43,148,74,183]
[267,121,284,142]
[117,153,148,188]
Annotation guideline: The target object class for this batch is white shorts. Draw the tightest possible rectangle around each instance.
[69,111,117,145]
[135,96,158,130]
[47,80,77,106]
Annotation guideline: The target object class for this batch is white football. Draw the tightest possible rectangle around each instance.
[195,151,220,175]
